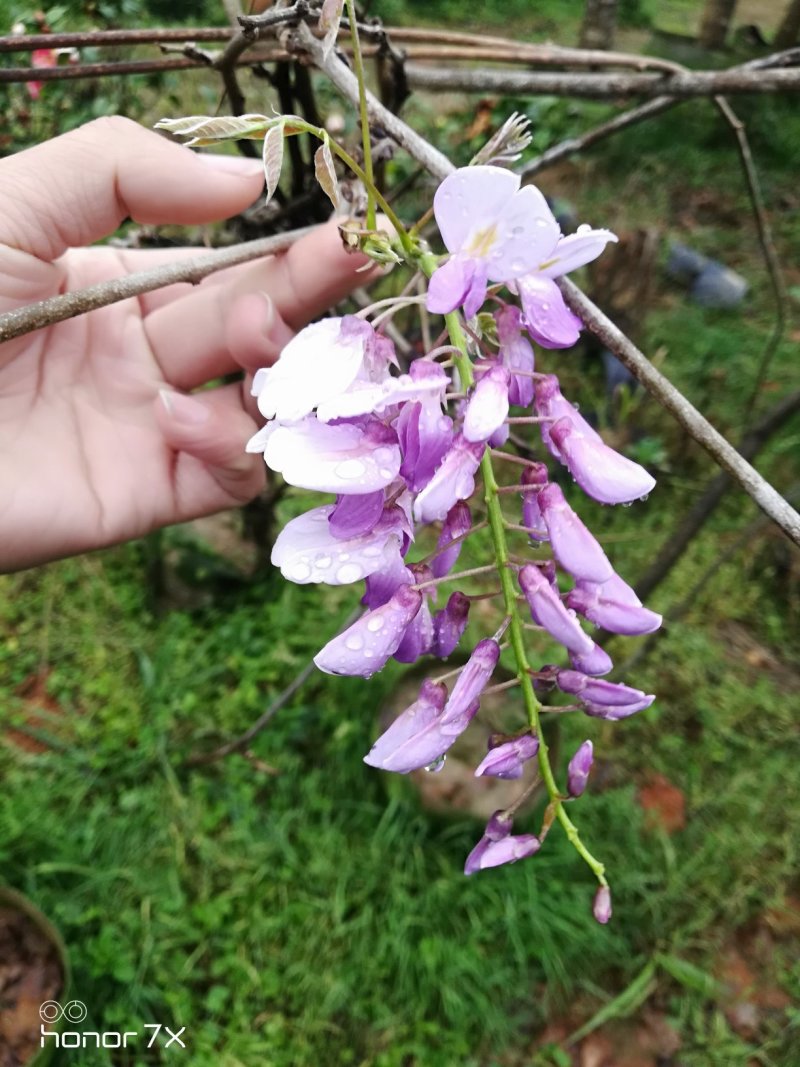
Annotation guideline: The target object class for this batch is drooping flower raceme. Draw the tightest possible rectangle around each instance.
[245,154,661,921]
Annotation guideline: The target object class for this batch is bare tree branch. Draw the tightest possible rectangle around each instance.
[403,64,800,99]
[0,229,311,345]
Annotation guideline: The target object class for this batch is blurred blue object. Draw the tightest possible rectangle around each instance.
[691,262,749,308]
[665,242,709,283]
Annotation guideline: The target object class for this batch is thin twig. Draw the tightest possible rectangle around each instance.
[185,606,362,766]
[0,229,312,345]
[403,65,800,100]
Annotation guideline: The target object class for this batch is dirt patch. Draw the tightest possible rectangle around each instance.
[0,901,63,1067]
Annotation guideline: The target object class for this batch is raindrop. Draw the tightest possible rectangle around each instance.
[366,615,385,632]
[622,501,633,508]
[335,459,366,480]
[511,259,525,273]
[314,555,332,569]
[379,468,393,480]
[337,562,364,583]
[345,632,364,651]
[362,545,382,558]
[511,225,524,237]
[535,217,550,228]
[290,562,312,581]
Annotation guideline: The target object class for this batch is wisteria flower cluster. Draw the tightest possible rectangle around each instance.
[242,160,662,919]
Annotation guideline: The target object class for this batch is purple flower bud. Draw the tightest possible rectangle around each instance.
[537,483,614,583]
[463,365,510,444]
[567,740,593,797]
[432,592,471,658]
[521,463,549,542]
[328,490,385,540]
[441,638,500,724]
[475,734,539,780]
[363,679,459,773]
[465,810,541,874]
[413,434,485,524]
[569,642,613,677]
[582,696,654,720]
[432,502,472,579]
[518,564,597,660]
[567,579,662,637]
[496,305,534,407]
[314,585,422,678]
[593,885,612,924]
[556,670,652,707]
[549,417,656,506]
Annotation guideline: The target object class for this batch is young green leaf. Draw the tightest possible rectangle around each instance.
[154,114,273,147]
[314,138,341,211]
[262,121,286,204]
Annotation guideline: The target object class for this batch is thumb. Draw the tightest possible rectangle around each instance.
[0,116,265,262]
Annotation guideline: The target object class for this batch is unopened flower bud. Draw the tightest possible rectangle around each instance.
[593,885,612,924]
[432,502,472,579]
[521,463,549,542]
[475,734,539,780]
[432,592,471,659]
[567,740,593,797]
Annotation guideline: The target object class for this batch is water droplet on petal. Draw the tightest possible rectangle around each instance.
[345,632,364,651]
[511,225,524,237]
[290,562,312,581]
[335,459,366,480]
[315,554,332,569]
[337,562,364,583]
[379,468,393,480]
[535,217,550,228]
[511,259,525,272]
[367,615,385,632]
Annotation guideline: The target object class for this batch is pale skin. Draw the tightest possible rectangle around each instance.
[0,117,377,572]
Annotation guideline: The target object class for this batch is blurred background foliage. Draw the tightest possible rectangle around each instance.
[1,0,799,1064]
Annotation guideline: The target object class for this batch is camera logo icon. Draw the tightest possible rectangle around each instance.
[39,1000,88,1024]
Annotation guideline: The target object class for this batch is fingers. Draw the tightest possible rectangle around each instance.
[144,219,378,389]
[0,117,265,262]
[154,383,266,517]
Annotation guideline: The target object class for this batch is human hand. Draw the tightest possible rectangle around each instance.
[0,117,375,572]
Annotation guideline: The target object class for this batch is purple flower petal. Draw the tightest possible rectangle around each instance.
[465,830,541,875]
[463,365,510,443]
[394,598,434,664]
[264,416,401,495]
[496,305,535,407]
[569,643,613,677]
[533,374,604,460]
[538,483,614,583]
[363,680,450,773]
[441,638,500,725]
[538,226,618,279]
[567,581,662,636]
[314,585,422,678]
[328,490,385,540]
[519,274,583,349]
[550,417,656,505]
[433,166,522,252]
[582,696,654,720]
[518,564,595,658]
[413,434,485,524]
[556,670,652,707]
[427,255,477,316]
[361,542,413,610]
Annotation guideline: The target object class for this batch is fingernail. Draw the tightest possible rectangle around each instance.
[258,292,274,338]
[196,153,265,180]
[159,389,211,425]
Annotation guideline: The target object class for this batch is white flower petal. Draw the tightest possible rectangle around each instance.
[485,184,561,282]
[254,318,365,423]
[433,165,520,254]
[264,417,401,494]
[538,226,618,279]
[271,506,403,585]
